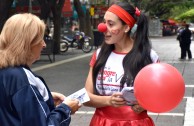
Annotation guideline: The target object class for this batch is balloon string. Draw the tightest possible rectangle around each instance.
[155,114,159,121]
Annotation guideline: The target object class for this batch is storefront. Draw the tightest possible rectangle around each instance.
[161,19,178,36]
[90,5,108,29]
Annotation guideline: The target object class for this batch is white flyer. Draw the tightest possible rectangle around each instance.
[121,87,137,106]
[67,88,90,104]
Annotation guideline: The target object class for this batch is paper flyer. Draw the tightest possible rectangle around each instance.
[67,88,90,104]
[121,87,137,106]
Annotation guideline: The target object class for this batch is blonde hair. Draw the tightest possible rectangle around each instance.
[0,13,45,68]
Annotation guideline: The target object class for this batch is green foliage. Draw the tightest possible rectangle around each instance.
[138,0,194,21]
[95,0,194,21]
[170,1,194,22]
[175,9,194,22]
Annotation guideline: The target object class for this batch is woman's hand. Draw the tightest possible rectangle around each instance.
[131,104,145,114]
[63,98,82,114]
[51,92,65,107]
[51,92,81,114]
[109,92,126,107]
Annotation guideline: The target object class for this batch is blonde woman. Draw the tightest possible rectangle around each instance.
[0,13,81,126]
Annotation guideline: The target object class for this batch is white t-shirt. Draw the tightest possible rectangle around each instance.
[90,49,159,95]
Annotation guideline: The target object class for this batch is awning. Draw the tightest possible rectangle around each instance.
[168,19,176,25]
[62,0,73,17]
[160,19,176,25]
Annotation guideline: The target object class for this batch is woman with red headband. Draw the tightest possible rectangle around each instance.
[84,1,159,126]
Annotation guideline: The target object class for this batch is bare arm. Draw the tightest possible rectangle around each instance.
[84,67,126,108]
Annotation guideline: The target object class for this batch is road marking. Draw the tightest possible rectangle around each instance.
[148,112,184,116]
[184,98,194,126]
[32,51,194,124]
[184,96,194,99]
[75,111,184,116]
[185,85,194,88]
[163,60,194,63]
[32,53,93,72]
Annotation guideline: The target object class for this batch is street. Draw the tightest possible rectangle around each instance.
[32,35,194,126]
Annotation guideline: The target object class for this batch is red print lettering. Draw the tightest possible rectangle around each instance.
[103,70,116,77]
[97,76,106,80]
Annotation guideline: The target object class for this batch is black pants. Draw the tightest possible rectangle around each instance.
[182,42,192,59]
[180,42,185,59]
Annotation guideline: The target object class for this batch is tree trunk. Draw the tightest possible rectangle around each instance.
[50,0,65,54]
[85,9,94,45]
[73,0,94,45]
[0,0,14,32]
[73,0,86,32]
[37,0,65,54]
[36,0,50,21]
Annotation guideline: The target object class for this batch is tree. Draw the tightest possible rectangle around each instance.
[73,0,94,45]
[0,0,14,32]
[73,0,85,32]
[49,0,66,54]
[140,0,194,19]
[175,9,194,22]
[0,0,65,54]
[37,0,66,54]
[36,0,51,21]
[171,1,194,22]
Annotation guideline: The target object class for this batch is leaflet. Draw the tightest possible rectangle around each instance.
[121,87,137,106]
[67,88,90,104]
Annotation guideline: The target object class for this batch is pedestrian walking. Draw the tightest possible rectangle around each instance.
[0,13,81,126]
[180,24,192,60]
[84,1,159,126]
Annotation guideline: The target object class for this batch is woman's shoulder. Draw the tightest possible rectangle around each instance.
[0,66,30,95]
[1,66,26,78]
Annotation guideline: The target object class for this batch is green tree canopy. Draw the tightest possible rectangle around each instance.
[175,9,194,22]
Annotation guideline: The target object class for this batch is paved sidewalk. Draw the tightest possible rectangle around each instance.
[69,36,194,126]
[34,35,194,126]
[151,36,194,126]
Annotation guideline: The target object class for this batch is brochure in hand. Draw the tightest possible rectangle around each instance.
[67,88,90,104]
[121,87,137,106]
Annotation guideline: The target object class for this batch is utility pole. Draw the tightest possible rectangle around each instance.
[29,0,32,13]
[108,0,110,7]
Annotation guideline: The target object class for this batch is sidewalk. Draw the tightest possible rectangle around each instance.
[69,35,194,126]
[34,35,194,126]
[152,36,194,126]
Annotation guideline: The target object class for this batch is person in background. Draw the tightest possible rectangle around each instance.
[177,27,185,60]
[84,1,159,126]
[180,24,192,60]
[44,25,51,39]
[0,13,81,126]
[71,21,79,32]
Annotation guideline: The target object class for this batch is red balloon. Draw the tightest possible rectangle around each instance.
[98,23,107,32]
[134,63,185,113]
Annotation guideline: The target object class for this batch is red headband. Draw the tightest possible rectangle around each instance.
[108,4,136,28]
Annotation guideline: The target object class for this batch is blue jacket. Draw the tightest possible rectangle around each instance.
[0,65,71,126]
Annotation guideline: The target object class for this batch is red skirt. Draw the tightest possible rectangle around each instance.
[90,106,155,126]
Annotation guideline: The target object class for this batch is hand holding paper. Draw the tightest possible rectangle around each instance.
[67,88,90,104]
[121,87,137,106]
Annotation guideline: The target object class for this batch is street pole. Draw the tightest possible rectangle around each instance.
[108,0,110,7]
[29,0,32,13]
